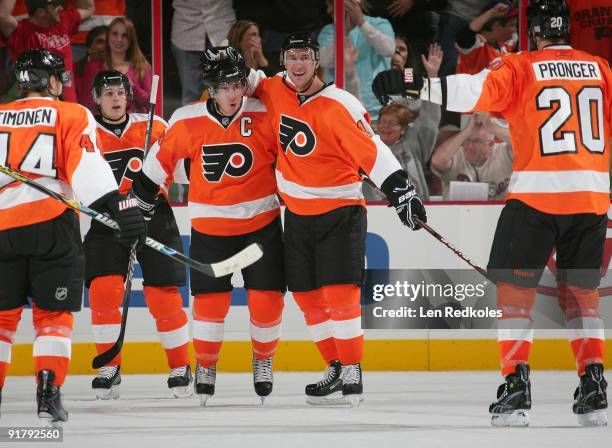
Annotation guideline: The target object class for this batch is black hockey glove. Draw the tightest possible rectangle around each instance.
[380,170,427,231]
[92,192,147,248]
[372,68,424,105]
[131,170,160,221]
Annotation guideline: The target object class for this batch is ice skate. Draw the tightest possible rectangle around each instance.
[341,363,363,407]
[253,357,273,404]
[489,364,531,427]
[305,360,345,406]
[195,363,216,406]
[37,370,68,427]
[167,365,193,398]
[573,363,608,427]
[92,365,121,400]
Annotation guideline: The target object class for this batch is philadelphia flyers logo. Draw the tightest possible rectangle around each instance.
[104,148,143,190]
[279,114,316,156]
[201,143,253,182]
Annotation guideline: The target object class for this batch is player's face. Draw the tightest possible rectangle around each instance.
[108,23,129,55]
[98,85,128,121]
[211,79,247,116]
[284,49,318,90]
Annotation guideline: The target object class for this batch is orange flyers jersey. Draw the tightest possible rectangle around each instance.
[456,34,515,75]
[0,97,118,231]
[443,45,611,215]
[142,99,280,236]
[249,72,402,216]
[96,114,167,195]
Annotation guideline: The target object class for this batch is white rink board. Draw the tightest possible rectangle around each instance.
[12,203,611,344]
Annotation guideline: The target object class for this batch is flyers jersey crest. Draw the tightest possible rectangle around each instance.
[202,143,253,182]
[279,115,316,156]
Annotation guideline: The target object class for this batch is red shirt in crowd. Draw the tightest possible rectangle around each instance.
[7,8,81,102]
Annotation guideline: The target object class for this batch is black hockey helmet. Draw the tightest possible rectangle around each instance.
[14,48,69,92]
[280,32,320,66]
[526,0,571,40]
[92,70,133,103]
[200,46,249,88]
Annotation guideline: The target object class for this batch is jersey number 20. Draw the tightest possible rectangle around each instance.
[537,86,605,155]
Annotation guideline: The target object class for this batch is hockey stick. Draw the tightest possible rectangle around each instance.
[415,217,492,282]
[0,164,263,278]
[92,75,160,369]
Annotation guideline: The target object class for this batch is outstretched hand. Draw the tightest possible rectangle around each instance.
[421,43,444,78]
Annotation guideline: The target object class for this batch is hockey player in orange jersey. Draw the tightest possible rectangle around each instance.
[201,33,427,406]
[374,0,610,427]
[84,70,192,399]
[0,49,145,425]
[132,47,285,406]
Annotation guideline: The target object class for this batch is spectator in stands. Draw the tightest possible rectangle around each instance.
[431,113,513,201]
[0,0,94,103]
[81,16,151,113]
[456,1,518,75]
[437,0,483,76]
[66,0,125,62]
[319,0,394,120]
[171,0,235,105]
[390,33,418,71]
[74,24,105,82]
[227,20,272,75]
[364,43,442,201]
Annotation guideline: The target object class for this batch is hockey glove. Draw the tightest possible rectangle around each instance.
[99,192,147,248]
[372,68,424,105]
[131,171,160,221]
[380,170,427,231]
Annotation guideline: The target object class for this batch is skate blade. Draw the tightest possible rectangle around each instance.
[95,385,120,400]
[259,396,266,406]
[198,394,213,407]
[345,394,364,407]
[491,410,530,427]
[171,386,193,398]
[577,410,607,427]
[306,391,348,406]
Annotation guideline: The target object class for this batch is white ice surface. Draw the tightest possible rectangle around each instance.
[0,371,610,448]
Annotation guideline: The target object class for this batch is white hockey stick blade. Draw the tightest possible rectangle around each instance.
[210,243,263,277]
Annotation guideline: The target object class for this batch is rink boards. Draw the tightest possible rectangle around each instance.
[8,203,612,375]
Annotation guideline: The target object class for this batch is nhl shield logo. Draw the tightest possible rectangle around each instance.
[55,287,68,301]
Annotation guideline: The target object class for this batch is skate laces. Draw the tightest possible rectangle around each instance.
[169,366,189,378]
[196,364,216,384]
[97,366,119,380]
[316,363,341,387]
[253,358,272,383]
[341,364,361,385]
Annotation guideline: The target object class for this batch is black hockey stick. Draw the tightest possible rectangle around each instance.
[92,75,160,369]
[415,217,493,283]
[0,164,263,278]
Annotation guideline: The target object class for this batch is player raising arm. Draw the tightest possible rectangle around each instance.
[0,49,145,425]
[374,0,610,427]
[85,71,191,400]
[132,48,285,406]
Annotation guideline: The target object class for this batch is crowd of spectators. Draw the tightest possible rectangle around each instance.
[0,0,608,203]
